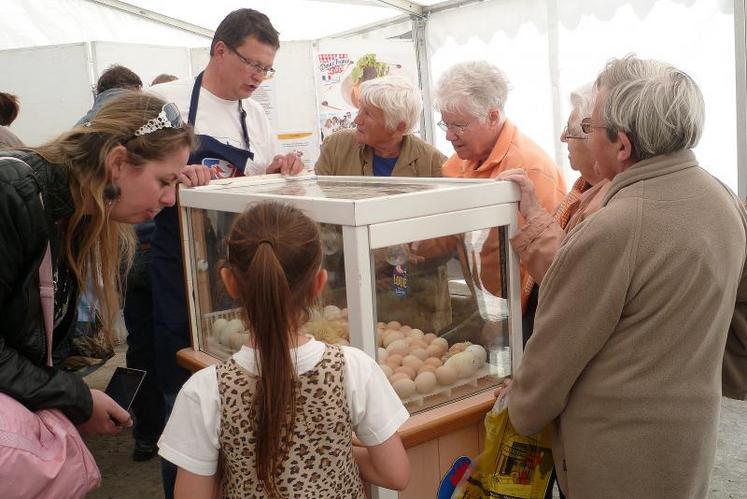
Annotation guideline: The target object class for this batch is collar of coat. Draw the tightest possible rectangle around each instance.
[602,149,698,206]
[358,133,427,175]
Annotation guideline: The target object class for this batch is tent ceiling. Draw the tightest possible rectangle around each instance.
[106,0,433,41]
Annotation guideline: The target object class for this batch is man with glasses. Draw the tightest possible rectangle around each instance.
[148,9,302,499]
[433,61,566,309]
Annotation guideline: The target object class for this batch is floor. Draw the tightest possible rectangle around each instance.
[83,345,747,498]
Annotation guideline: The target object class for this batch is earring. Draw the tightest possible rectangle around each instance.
[103,183,121,204]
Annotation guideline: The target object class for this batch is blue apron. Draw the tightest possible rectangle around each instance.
[150,73,254,393]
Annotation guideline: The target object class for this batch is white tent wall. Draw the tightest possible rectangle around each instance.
[0,41,197,145]
[427,0,740,194]
[0,43,92,146]
[91,42,193,87]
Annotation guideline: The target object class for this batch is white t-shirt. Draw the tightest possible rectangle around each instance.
[158,338,409,476]
[150,78,277,177]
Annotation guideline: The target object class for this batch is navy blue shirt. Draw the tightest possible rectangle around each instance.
[373,154,398,177]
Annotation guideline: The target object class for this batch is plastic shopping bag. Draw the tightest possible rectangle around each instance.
[451,395,553,498]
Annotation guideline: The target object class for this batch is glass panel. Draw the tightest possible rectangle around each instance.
[189,208,350,359]
[372,226,512,414]
[204,177,454,200]
[302,223,351,346]
[187,208,240,360]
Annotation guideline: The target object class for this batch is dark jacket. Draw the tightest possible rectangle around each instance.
[0,151,92,424]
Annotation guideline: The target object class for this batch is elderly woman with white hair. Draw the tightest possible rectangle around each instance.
[315,75,445,177]
[434,61,566,308]
[498,84,611,341]
[504,55,747,498]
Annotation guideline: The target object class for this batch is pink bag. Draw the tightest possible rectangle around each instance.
[0,239,101,498]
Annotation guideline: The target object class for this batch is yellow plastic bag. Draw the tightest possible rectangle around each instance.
[452,397,554,498]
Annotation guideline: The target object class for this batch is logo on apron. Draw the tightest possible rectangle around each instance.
[201,158,239,178]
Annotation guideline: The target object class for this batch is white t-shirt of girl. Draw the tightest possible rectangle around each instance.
[149,78,277,177]
[158,338,409,476]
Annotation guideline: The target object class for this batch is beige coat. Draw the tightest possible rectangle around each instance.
[314,128,445,177]
[508,150,747,498]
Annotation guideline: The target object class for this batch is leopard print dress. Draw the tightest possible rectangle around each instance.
[216,344,367,498]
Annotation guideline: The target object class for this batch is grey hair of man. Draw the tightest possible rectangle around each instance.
[359,75,422,132]
[433,61,510,123]
[594,55,704,161]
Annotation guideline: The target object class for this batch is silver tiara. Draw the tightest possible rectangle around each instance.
[134,110,174,136]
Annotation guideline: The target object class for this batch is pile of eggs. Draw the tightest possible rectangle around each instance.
[211,317,249,350]
[376,321,488,400]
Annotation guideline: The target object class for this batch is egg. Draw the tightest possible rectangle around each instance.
[386,339,410,356]
[377,347,389,362]
[394,366,416,380]
[388,372,410,384]
[377,322,386,329]
[212,318,228,338]
[219,326,234,346]
[423,333,437,344]
[410,348,428,361]
[323,304,342,320]
[417,364,437,375]
[382,331,405,348]
[379,364,393,379]
[410,340,429,350]
[387,321,402,330]
[446,352,481,378]
[400,325,412,333]
[414,371,438,394]
[386,354,403,367]
[465,345,488,365]
[426,344,444,358]
[228,331,245,350]
[431,337,449,353]
[435,365,458,385]
[424,357,443,368]
[408,329,424,340]
[392,378,416,399]
[341,308,348,318]
[402,355,424,372]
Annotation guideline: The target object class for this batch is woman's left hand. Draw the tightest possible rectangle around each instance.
[494,378,513,399]
[178,164,212,187]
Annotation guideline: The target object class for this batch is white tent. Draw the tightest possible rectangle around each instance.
[2,0,746,197]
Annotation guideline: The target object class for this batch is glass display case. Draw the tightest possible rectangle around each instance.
[178,174,522,416]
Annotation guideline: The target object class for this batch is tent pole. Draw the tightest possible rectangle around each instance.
[374,0,424,16]
[84,0,214,39]
[413,15,435,144]
[735,0,747,199]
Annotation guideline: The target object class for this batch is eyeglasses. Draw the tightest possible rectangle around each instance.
[229,46,276,77]
[134,102,184,137]
[561,124,587,140]
[437,120,472,136]
[580,117,607,134]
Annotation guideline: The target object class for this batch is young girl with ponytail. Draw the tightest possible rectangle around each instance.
[158,202,410,498]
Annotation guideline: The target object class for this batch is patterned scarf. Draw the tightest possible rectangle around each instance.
[521,176,590,310]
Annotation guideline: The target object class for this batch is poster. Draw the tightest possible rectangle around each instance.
[315,43,419,141]
[277,131,320,171]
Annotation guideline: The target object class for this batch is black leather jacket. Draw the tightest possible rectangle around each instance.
[0,151,92,424]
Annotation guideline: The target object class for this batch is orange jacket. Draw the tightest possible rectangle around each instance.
[442,120,566,310]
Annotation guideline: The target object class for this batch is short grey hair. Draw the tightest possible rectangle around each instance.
[433,61,510,122]
[359,75,422,132]
[595,55,704,161]
[569,83,594,123]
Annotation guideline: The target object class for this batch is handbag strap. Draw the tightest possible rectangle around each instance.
[39,242,54,368]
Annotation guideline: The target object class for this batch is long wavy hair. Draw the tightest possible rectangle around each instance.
[33,91,194,341]
[223,202,322,496]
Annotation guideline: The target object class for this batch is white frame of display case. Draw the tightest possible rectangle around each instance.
[179,175,523,499]
[179,173,523,374]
